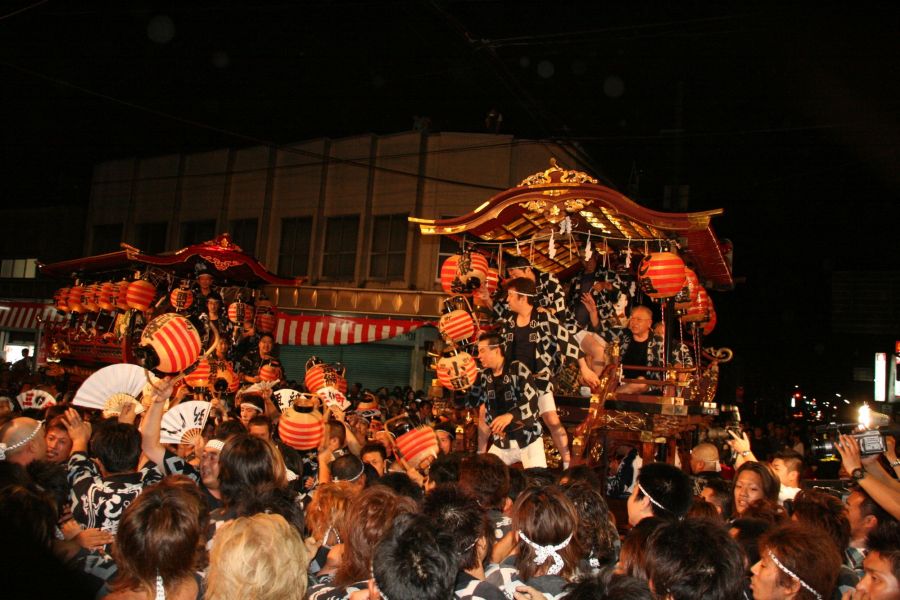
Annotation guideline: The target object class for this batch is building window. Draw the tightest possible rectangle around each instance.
[369,214,408,280]
[322,215,359,280]
[278,217,313,277]
[435,230,460,280]
[230,218,258,255]
[180,220,216,247]
[0,258,37,279]
[136,222,168,255]
[92,224,123,255]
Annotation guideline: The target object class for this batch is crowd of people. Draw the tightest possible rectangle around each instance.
[0,260,898,599]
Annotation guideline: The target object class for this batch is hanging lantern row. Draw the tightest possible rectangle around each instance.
[635,252,716,330]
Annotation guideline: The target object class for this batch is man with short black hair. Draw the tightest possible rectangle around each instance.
[361,442,388,477]
[370,514,458,600]
[626,462,693,526]
[771,448,804,504]
[847,488,898,579]
[848,523,900,600]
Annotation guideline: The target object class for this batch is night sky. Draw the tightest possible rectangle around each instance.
[2,2,899,413]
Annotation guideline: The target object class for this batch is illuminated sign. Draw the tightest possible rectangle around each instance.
[874,353,887,402]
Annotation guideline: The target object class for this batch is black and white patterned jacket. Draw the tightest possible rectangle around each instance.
[468,361,542,450]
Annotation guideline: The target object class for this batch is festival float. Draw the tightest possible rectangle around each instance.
[38,234,300,390]
[412,160,735,467]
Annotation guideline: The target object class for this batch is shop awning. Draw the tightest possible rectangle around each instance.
[0,302,63,330]
[275,314,431,346]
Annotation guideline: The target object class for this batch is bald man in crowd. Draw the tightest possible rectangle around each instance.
[0,417,46,466]
[690,442,722,495]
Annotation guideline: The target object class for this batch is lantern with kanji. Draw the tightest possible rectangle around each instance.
[681,287,711,324]
[674,268,700,312]
[114,280,130,311]
[169,281,194,312]
[438,309,478,343]
[184,359,211,389]
[126,279,157,312]
[435,351,478,392]
[67,285,86,313]
[637,252,686,299]
[440,252,489,294]
[210,362,240,395]
[54,288,70,313]
[472,266,499,298]
[80,284,100,313]
[97,282,116,312]
[386,415,439,470]
[254,299,276,334]
[305,357,347,394]
[227,301,253,324]
[135,313,203,373]
[279,405,325,451]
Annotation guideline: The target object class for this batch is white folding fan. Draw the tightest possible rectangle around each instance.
[317,386,351,412]
[16,389,56,411]
[159,400,211,446]
[273,388,314,414]
[73,363,147,416]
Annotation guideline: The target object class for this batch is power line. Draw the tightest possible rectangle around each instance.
[0,0,49,22]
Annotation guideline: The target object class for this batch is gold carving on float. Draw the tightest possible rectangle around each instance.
[518,158,598,187]
[519,197,594,225]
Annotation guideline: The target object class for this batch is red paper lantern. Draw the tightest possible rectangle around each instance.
[438,309,478,343]
[472,267,499,298]
[55,288,70,313]
[184,359,211,388]
[126,280,157,312]
[703,307,717,336]
[81,284,100,313]
[169,286,194,312]
[440,252,489,294]
[139,313,203,373]
[227,302,253,324]
[255,310,276,334]
[681,287,711,323]
[114,281,130,311]
[392,423,439,469]
[674,268,700,312]
[209,363,240,394]
[638,252,686,299]
[67,286,85,313]
[436,352,478,391]
[305,363,347,394]
[259,363,282,382]
[97,282,116,312]
[279,406,325,450]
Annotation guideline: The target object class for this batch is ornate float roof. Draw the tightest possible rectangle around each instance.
[39,234,300,286]
[410,160,733,289]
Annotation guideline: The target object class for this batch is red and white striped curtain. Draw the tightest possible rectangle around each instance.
[275,314,431,346]
[0,302,62,330]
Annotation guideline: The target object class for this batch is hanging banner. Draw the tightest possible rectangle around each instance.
[275,314,431,346]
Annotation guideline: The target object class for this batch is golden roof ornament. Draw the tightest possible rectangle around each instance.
[517,158,598,188]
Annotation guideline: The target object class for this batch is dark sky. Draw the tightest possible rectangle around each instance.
[2,1,899,407]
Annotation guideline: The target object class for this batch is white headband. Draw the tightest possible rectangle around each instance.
[205,439,225,451]
[768,550,822,600]
[0,420,43,461]
[518,531,572,576]
[638,483,668,513]
[332,461,364,483]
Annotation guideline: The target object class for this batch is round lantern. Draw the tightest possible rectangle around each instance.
[209,362,240,395]
[305,362,348,394]
[438,309,478,343]
[97,282,116,312]
[184,359,211,389]
[436,351,479,392]
[681,287,711,323]
[279,405,325,451]
[126,280,157,312]
[440,252,489,294]
[55,287,71,313]
[227,301,253,324]
[169,286,194,312]
[79,284,99,313]
[386,416,439,469]
[136,313,203,373]
[255,300,277,334]
[259,363,282,382]
[637,252,686,300]
[67,286,85,313]
[114,281,130,311]
[674,268,700,312]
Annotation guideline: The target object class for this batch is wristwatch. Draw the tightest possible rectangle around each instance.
[890,459,900,468]
[850,467,866,482]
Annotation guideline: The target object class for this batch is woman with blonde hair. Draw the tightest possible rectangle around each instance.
[206,513,308,600]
